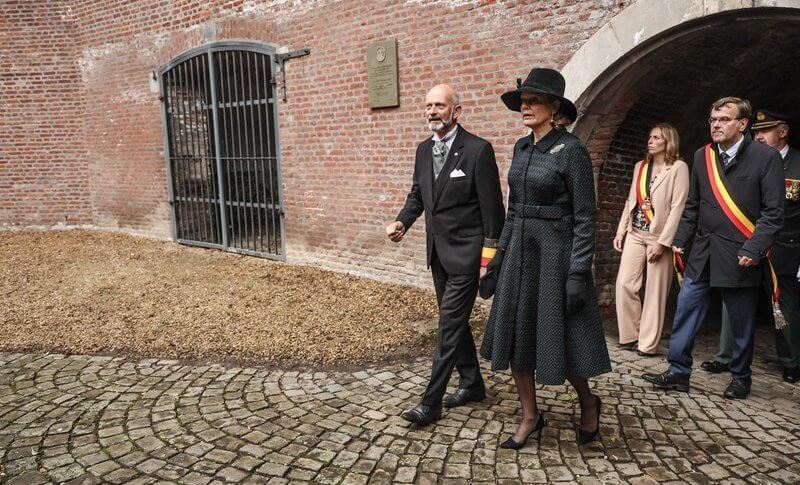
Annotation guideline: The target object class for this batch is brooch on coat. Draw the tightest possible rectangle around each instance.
[549,143,565,154]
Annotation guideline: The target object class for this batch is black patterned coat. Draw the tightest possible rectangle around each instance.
[480,129,611,384]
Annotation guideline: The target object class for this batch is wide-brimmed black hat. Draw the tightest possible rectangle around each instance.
[501,68,577,122]
[752,109,790,130]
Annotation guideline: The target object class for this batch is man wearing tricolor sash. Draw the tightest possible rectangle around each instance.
[387,85,505,424]
[643,97,785,399]
[701,110,800,384]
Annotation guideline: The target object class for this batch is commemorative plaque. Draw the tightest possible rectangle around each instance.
[367,39,399,108]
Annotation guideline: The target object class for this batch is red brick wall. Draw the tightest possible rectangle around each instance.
[1,1,90,227]
[6,0,635,287]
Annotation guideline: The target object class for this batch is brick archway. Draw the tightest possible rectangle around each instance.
[563,2,800,306]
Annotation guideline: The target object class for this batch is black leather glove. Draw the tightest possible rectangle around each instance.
[479,249,505,299]
[565,273,587,315]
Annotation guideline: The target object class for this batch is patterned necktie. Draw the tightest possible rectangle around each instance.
[432,140,448,179]
[720,152,731,167]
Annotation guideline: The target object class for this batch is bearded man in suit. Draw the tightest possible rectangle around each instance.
[386,84,505,425]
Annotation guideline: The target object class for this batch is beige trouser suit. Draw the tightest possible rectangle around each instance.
[616,159,690,354]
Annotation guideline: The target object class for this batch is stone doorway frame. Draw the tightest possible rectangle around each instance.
[565,0,800,143]
[561,0,800,305]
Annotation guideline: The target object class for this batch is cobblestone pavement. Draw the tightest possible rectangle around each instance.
[1,327,799,485]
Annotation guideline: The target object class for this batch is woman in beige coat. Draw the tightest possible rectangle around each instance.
[614,123,689,355]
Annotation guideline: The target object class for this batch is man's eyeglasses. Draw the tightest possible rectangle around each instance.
[708,116,743,125]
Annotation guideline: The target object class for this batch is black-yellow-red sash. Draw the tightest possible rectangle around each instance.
[673,252,684,287]
[635,159,654,224]
[704,144,780,303]
[637,159,686,285]
[481,247,496,268]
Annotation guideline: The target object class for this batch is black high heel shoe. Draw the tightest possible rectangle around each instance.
[577,396,602,445]
[499,413,545,450]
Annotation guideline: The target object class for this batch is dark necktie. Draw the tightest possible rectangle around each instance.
[720,152,731,167]
[432,140,448,179]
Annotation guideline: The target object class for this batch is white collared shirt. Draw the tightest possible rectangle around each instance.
[432,124,458,152]
[780,144,789,159]
[718,134,745,162]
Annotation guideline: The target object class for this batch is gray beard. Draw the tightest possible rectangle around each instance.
[427,116,453,132]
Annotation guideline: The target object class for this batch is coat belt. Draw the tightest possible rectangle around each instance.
[516,204,570,219]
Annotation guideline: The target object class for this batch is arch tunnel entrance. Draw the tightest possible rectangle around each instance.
[573,7,800,313]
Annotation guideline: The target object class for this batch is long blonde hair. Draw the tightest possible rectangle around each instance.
[645,123,681,165]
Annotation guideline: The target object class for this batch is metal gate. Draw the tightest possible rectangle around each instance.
[159,42,285,259]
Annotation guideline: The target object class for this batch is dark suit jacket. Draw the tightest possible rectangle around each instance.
[773,145,800,276]
[673,136,785,287]
[396,125,505,275]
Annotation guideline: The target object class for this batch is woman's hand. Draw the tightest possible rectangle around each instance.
[565,274,587,315]
[647,244,665,263]
[486,249,505,273]
[613,233,625,253]
[479,249,505,299]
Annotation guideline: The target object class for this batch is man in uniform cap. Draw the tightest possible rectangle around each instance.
[701,110,800,383]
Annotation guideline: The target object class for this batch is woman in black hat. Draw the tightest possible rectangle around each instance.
[480,68,611,448]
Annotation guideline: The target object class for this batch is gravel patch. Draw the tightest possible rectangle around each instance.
[0,230,487,366]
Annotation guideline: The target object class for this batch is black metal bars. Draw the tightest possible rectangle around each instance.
[160,44,284,259]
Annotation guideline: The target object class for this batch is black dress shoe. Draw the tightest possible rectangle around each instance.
[783,366,800,384]
[400,403,442,426]
[700,360,729,374]
[723,378,751,399]
[619,341,638,350]
[637,350,658,357]
[642,371,690,392]
[499,412,545,450]
[578,396,602,445]
[443,387,486,408]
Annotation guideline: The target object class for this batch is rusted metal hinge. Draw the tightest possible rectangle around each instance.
[275,48,310,102]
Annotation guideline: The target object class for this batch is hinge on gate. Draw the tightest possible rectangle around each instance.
[275,48,310,102]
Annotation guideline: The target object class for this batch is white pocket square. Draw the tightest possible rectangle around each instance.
[450,169,466,178]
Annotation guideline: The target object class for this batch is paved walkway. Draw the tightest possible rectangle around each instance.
[1,327,799,484]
